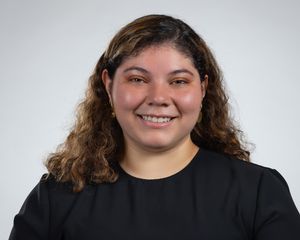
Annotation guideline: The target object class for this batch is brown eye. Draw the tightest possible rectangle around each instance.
[171,79,188,85]
[129,78,146,83]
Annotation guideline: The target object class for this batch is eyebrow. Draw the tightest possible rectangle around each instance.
[123,66,194,76]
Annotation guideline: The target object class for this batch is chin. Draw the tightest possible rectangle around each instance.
[138,140,178,152]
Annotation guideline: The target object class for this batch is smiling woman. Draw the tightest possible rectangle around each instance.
[102,45,205,177]
[102,45,204,157]
[9,14,300,240]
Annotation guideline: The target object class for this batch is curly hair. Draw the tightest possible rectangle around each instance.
[45,14,252,192]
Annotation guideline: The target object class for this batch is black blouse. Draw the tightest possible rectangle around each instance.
[9,148,300,239]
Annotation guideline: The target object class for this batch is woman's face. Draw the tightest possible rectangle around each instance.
[102,44,207,152]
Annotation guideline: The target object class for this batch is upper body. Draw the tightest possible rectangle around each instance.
[9,14,300,239]
[10,148,300,240]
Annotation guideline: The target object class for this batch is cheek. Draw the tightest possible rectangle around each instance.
[113,85,144,111]
[176,90,202,113]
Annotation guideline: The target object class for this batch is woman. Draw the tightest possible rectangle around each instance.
[10,14,300,239]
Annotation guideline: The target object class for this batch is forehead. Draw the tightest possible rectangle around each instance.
[118,44,196,72]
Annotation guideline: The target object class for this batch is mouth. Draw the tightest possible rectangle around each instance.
[137,114,176,123]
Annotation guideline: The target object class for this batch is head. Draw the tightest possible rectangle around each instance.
[46,14,251,192]
[102,43,207,153]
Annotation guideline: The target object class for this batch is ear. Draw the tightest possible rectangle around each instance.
[101,69,113,102]
[201,75,208,98]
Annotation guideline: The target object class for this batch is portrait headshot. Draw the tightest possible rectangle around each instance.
[1,0,300,239]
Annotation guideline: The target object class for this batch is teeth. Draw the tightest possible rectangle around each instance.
[141,115,171,123]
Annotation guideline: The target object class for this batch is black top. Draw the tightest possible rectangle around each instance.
[9,148,300,240]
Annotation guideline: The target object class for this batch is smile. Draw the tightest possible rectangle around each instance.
[138,115,175,123]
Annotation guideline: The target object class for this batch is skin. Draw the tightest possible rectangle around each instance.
[102,44,208,179]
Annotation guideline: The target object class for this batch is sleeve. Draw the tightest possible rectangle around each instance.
[254,168,300,239]
[9,178,50,240]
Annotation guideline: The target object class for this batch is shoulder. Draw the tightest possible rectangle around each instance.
[37,174,93,215]
[25,173,80,216]
[198,148,287,187]
[39,173,75,194]
[10,174,91,239]
[10,172,87,239]
[197,148,294,209]
[197,148,300,237]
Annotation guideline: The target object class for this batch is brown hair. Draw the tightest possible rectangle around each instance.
[45,14,252,192]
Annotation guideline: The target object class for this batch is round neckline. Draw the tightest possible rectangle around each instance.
[116,148,203,182]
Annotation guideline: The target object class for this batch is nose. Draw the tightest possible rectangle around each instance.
[146,82,170,106]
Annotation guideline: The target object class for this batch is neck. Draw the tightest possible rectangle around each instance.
[119,137,199,179]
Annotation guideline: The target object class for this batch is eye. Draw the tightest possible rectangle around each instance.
[129,77,146,83]
[171,79,188,85]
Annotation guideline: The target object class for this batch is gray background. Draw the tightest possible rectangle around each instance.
[1,0,299,238]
